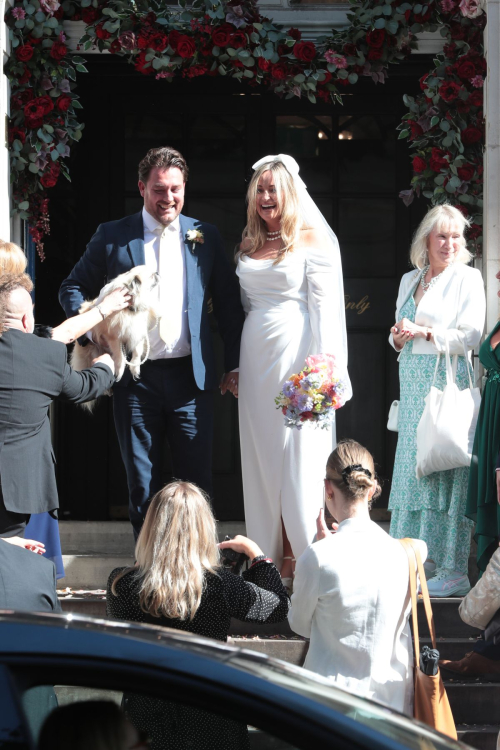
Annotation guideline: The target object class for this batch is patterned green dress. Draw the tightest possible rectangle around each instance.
[465,322,500,573]
[389,291,474,574]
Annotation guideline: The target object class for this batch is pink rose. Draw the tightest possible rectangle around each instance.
[40,0,61,15]
[459,0,483,18]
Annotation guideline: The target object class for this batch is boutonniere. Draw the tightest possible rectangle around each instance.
[185,229,204,249]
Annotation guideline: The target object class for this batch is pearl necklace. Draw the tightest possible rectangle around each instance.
[420,265,446,293]
[266,229,281,242]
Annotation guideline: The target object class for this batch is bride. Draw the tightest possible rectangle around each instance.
[236,154,352,586]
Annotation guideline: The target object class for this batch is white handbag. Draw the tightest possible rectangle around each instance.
[387,400,400,432]
[415,336,481,479]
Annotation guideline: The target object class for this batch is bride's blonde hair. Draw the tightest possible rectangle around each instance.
[112,481,220,620]
[238,161,305,264]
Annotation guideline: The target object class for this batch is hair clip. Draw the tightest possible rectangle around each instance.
[341,464,372,483]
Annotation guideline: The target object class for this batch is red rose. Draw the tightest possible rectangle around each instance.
[144,11,156,25]
[134,51,154,75]
[24,100,45,122]
[271,62,289,80]
[443,42,457,58]
[56,94,72,112]
[317,89,329,103]
[231,59,244,69]
[336,78,350,87]
[366,29,385,48]
[469,90,483,107]
[419,73,429,91]
[169,30,181,50]
[461,126,482,145]
[16,44,34,62]
[200,41,212,56]
[438,80,461,102]
[183,64,207,78]
[211,24,233,47]
[8,126,26,145]
[50,41,67,60]
[37,95,54,115]
[18,66,32,85]
[27,117,44,129]
[293,41,316,62]
[457,164,475,181]
[230,31,247,49]
[414,8,432,22]
[41,163,60,189]
[258,57,271,71]
[81,7,100,24]
[287,27,301,41]
[320,71,332,85]
[343,43,357,57]
[429,148,448,172]
[95,23,111,40]
[109,39,121,54]
[148,32,168,51]
[177,35,196,58]
[137,31,151,49]
[367,47,383,60]
[457,60,476,79]
[412,156,427,173]
[408,120,423,140]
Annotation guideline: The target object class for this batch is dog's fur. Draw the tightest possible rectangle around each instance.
[71,266,160,408]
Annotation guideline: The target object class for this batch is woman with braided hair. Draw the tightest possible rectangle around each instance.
[289,439,427,715]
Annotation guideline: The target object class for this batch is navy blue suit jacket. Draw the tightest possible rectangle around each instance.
[59,211,244,390]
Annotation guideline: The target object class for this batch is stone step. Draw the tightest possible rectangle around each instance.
[59,520,247,555]
[446,684,500,725]
[457,725,499,750]
[61,555,134,589]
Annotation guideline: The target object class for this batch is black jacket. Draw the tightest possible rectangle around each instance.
[0,541,61,612]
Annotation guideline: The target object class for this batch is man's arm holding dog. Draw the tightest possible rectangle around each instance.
[59,223,109,320]
[59,352,116,404]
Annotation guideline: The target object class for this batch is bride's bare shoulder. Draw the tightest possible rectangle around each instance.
[297,228,327,248]
[239,238,253,253]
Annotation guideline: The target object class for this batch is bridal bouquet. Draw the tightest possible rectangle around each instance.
[275,354,347,430]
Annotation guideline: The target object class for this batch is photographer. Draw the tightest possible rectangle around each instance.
[106,480,288,750]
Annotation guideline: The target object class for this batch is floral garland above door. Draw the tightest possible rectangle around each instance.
[4,0,484,256]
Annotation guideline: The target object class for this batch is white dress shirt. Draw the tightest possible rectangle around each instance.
[142,208,191,360]
[289,517,427,715]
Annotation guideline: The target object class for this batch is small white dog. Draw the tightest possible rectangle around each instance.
[71,266,160,399]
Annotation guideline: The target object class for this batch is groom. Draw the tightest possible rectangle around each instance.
[59,146,244,537]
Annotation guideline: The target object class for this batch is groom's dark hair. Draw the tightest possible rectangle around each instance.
[138,146,189,185]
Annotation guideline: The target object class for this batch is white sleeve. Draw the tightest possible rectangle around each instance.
[432,269,485,354]
[389,274,412,352]
[306,240,352,402]
[288,545,320,638]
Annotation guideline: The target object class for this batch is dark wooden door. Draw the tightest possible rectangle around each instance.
[35,57,428,520]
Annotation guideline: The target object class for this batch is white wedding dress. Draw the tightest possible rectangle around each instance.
[237,242,351,567]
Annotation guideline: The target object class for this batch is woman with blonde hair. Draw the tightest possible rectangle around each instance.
[107,480,288,749]
[289,439,427,715]
[236,155,351,589]
[0,241,131,575]
[388,204,485,596]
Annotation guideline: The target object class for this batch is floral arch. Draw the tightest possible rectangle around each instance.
[4,0,485,255]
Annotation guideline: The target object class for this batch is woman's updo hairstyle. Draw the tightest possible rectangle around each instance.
[326,439,381,503]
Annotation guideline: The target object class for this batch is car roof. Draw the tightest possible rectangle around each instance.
[0,611,469,750]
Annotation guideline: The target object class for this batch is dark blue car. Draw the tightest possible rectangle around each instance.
[0,611,470,749]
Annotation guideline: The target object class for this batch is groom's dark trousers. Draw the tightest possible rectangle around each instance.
[59,211,244,537]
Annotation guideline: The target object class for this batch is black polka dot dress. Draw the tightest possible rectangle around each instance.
[107,561,289,750]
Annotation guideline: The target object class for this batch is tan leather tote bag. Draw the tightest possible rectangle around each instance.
[400,538,457,740]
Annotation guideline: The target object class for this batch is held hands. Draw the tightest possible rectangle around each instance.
[220,372,239,398]
[218,534,263,561]
[316,508,339,542]
[2,536,45,555]
[391,318,426,350]
[98,287,132,317]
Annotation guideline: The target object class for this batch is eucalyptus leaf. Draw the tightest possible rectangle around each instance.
[442,136,453,147]
[28,163,39,174]
[398,129,409,139]
[307,91,316,104]
[445,182,456,194]
[218,64,226,75]
[243,69,254,78]
[18,201,30,210]
[374,18,386,28]
[386,19,398,34]
[294,74,305,83]
[348,72,358,84]
[75,64,88,73]
[430,116,440,127]
[440,120,450,132]
[434,174,445,186]
[51,150,59,161]
[449,175,461,188]
[25,3,36,14]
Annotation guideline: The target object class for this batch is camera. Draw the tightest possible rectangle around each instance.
[220,535,248,575]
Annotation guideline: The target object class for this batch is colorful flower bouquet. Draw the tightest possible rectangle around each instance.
[275,354,346,430]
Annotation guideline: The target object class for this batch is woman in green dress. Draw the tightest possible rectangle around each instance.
[466,312,500,574]
[388,204,485,597]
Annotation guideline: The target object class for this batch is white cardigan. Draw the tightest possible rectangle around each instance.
[288,518,427,715]
[388,262,485,355]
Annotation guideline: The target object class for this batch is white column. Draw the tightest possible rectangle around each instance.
[483,0,500,331]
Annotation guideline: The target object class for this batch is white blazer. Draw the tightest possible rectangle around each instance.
[388,263,485,356]
[288,517,427,715]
